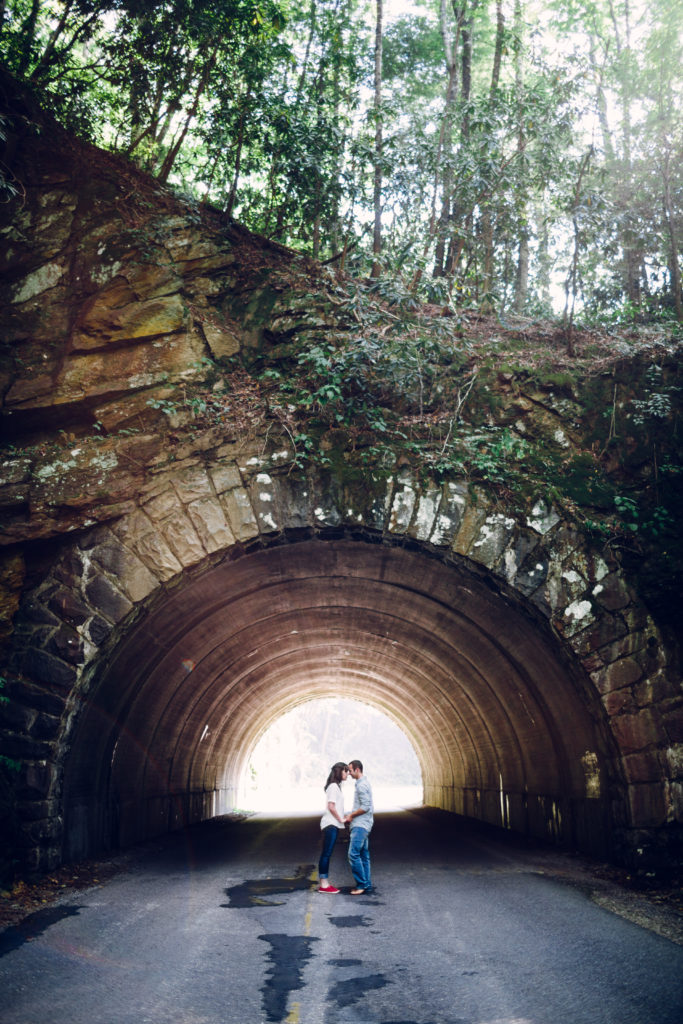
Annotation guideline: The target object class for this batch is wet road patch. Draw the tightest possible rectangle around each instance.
[222,864,314,907]
[327,957,363,966]
[0,904,85,957]
[329,914,368,927]
[258,933,318,1022]
[327,973,390,1008]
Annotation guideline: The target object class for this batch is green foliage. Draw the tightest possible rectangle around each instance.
[0,113,20,201]
[147,396,181,417]
[614,494,640,531]
[1,0,681,316]
[612,493,676,542]
[461,427,532,485]
[146,381,239,426]
[629,365,678,426]
[1,0,290,175]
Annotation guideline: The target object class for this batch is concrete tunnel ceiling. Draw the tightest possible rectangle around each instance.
[63,537,620,861]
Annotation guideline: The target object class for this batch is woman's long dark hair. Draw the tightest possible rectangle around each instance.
[324,762,348,789]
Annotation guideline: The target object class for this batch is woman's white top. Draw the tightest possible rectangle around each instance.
[320,782,345,830]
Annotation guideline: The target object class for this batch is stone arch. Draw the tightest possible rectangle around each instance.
[6,445,680,873]
[62,534,618,860]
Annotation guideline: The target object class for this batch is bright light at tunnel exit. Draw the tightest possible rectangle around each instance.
[239,698,423,814]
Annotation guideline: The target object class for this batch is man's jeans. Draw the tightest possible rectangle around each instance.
[348,827,371,890]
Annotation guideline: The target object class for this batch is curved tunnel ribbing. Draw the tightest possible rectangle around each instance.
[62,538,621,862]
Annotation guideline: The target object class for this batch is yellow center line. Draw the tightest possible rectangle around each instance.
[285,870,319,1020]
[303,867,318,936]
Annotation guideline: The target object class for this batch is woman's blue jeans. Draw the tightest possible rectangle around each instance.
[348,827,371,890]
[319,825,340,877]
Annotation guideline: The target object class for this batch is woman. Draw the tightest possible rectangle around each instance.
[318,762,349,893]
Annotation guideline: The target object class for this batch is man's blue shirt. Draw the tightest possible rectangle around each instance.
[351,775,374,831]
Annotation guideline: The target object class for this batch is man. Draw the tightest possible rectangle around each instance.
[345,759,374,895]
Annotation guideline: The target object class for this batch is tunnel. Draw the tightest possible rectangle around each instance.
[62,534,621,863]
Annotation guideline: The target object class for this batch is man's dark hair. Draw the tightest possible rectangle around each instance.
[349,759,363,773]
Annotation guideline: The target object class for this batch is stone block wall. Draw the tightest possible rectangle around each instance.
[2,445,681,872]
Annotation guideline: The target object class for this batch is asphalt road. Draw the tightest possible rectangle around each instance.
[1,809,682,1024]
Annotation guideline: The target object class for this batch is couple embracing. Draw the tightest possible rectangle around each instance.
[318,759,373,896]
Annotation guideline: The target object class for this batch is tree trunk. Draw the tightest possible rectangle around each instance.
[480,0,505,309]
[535,200,550,308]
[328,16,348,255]
[312,209,322,260]
[432,0,463,278]
[410,52,459,293]
[126,32,181,157]
[563,149,593,355]
[442,16,472,284]
[587,35,615,164]
[295,0,317,103]
[514,235,529,314]
[662,151,683,321]
[16,0,41,77]
[28,0,75,81]
[512,0,528,314]
[225,92,251,219]
[610,0,640,307]
[489,0,504,100]
[371,0,384,278]
[158,43,220,183]
[29,10,99,83]
[535,199,551,308]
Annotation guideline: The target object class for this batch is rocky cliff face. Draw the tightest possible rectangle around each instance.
[2,73,682,595]
[0,72,350,593]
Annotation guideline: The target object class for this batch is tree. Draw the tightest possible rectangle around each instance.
[642,4,683,321]
[511,0,529,312]
[371,0,383,277]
